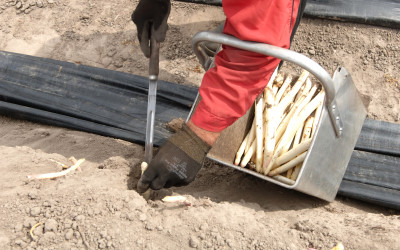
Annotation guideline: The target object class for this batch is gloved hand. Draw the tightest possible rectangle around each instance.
[131,0,171,57]
[137,124,211,193]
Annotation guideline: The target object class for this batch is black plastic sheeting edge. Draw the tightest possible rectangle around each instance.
[0,100,143,145]
[355,119,400,157]
[340,150,400,209]
[1,51,400,209]
[344,151,400,191]
[338,180,400,210]
[175,0,400,29]
[0,50,197,147]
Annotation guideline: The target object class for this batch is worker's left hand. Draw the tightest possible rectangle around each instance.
[131,0,171,57]
[137,124,210,193]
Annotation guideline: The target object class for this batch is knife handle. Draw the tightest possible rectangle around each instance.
[149,26,160,76]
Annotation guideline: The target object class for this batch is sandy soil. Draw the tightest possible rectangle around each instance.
[1,1,400,249]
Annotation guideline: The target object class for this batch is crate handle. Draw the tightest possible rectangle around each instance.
[192,31,343,137]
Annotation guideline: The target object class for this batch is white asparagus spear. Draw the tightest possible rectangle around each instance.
[141,162,151,200]
[240,138,256,167]
[268,69,279,96]
[235,112,257,166]
[280,135,295,157]
[282,90,325,149]
[274,77,311,142]
[162,195,187,203]
[262,83,276,174]
[290,104,320,179]
[311,103,323,137]
[277,78,318,138]
[245,118,256,153]
[68,157,82,172]
[290,162,301,180]
[294,82,306,103]
[274,73,284,87]
[275,70,309,118]
[272,175,295,185]
[274,138,312,167]
[272,84,279,96]
[268,152,307,176]
[162,195,191,206]
[265,90,325,174]
[287,124,304,178]
[275,78,316,142]
[293,125,304,149]
[296,77,313,102]
[281,81,314,155]
[263,67,279,109]
[280,84,292,102]
[269,67,279,85]
[235,131,251,165]
[27,158,85,180]
[277,111,288,128]
[302,116,314,142]
[290,98,323,180]
[255,97,264,172]
[275,74,293,104]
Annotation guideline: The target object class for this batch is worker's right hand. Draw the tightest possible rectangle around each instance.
[131,0,171,58]
[137,124,210,193]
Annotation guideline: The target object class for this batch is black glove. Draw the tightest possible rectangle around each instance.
[137,124,210,193]
[131,0,171,57]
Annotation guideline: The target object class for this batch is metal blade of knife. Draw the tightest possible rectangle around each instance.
[145,31,160,164]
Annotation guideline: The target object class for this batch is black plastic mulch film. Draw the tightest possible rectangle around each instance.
[0,51,399,210]
[0,51,197,146]
[176,0,400,29]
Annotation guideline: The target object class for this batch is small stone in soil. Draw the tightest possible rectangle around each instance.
[139,213,147,222]
[28,190,38,200]
[30,207,41,217]
[199,223,208,231]
[44,218,58,232]
[65,229,74,240]
[189,236,199,248]
[199,233,206,240]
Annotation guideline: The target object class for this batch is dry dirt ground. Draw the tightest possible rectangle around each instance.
[1,1,400,250]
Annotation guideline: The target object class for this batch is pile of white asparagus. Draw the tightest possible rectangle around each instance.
[234,70,325,184]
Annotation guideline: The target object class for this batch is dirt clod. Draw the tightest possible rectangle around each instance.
[64,229,74,240]
[44,219,58,232]
[166,118,186,132]
[189,235,200,248]
[30,207,41,217]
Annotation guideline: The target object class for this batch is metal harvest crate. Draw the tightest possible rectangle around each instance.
[187,31,367,202]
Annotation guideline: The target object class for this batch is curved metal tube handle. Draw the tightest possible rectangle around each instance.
[192,31,343,137]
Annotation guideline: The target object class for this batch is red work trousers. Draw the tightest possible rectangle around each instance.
[191,0,303,132]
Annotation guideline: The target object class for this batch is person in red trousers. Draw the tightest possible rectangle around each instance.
[132,0,307,193]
